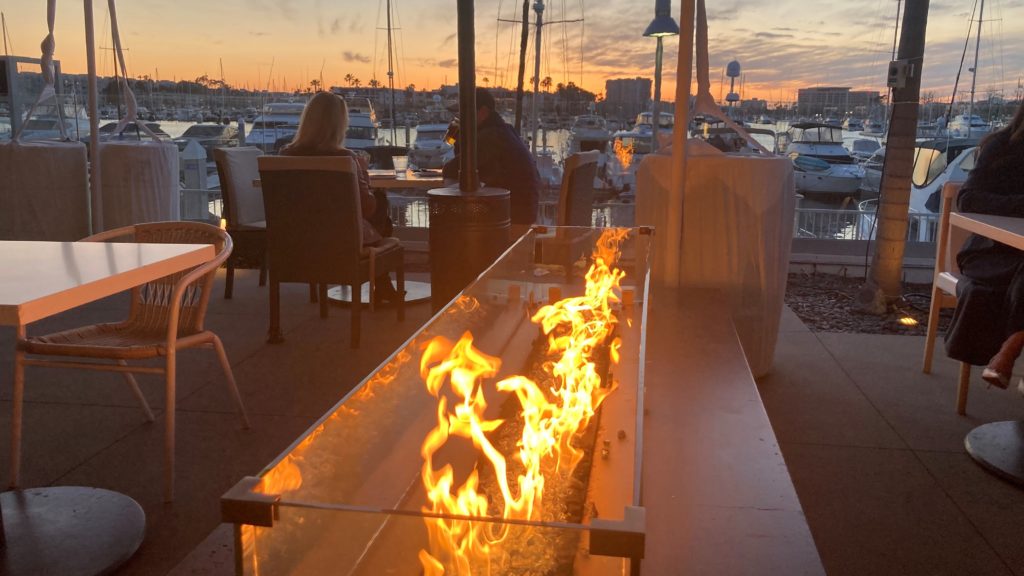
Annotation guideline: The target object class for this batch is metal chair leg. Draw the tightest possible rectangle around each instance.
[211,335,250,428]
[351,282,361,348]
[268,279,284,343]
[224,262,235,299]
[164,350,177,502]
[118,360,155,422]
[956,362,970,416]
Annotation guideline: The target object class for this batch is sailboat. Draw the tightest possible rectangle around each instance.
[948,0,993,138]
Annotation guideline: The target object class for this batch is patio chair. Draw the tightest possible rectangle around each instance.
[538,151,601,273]
[257,155,405,348]
[214,146,267,299]
[922,182,972,414]
[557,150,600,227]
[16,221,250,501]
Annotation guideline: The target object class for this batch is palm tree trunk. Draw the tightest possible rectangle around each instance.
[859,0,931,313]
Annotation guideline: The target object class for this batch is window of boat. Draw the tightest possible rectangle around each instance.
[251,121,289,130]
[911,147,946,187]
[182,125,227,138]
[346,126,375,140]
[958,147,978,172]
[416,129,445,141]
[620,137,651,155]
[22,119,57,130]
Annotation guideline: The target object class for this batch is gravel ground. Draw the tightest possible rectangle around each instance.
[785,273,951,336]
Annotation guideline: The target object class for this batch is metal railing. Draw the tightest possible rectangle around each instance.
[795,207,940,242]
[196,186,939,244]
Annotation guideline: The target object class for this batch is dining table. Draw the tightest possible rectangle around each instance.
[950,211,1024,488]
[0,239,215,575]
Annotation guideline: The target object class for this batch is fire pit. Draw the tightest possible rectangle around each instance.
[223,226,652,575]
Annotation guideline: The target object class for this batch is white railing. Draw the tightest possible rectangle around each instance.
[795,207,940,242]
[195,186,940,244]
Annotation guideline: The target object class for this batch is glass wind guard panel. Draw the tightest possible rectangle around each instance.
[230,227,651,575]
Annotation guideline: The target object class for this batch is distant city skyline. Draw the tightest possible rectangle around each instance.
[3,0,1022,105]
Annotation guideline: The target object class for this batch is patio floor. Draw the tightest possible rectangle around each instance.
[1,267,1022,575]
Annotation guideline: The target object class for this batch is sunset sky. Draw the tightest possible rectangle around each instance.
[3,0,1022,105]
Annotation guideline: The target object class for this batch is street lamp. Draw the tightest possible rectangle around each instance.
[644,0,679,152]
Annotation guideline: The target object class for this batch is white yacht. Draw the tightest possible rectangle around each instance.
[15,102,91,141]
[857,139,979,240]
[567,114,611,154]
[781,122,864,196]
[947,114,992,139]
[343,97,378,151]
[842,117,865,132]
[633,111,673,136]
[246,101,306,153]
[408,123,454,169]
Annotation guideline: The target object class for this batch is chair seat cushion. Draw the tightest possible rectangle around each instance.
[362,236,401,257]
[19,322,200,360]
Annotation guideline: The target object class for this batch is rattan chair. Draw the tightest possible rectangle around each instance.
[922,181,973,414]
[214,146,267,299]
[258,155,405,348]
[15,221,250,501]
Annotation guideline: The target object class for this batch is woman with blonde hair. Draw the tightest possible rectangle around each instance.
[281,91,400,302]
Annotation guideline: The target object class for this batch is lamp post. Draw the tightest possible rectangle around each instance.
[644,0,679,152]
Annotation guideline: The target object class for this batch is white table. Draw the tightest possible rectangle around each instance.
[0,240,214,576]
[950,212,1024,488]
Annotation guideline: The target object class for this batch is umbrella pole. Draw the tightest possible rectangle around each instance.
[666,0,695,285]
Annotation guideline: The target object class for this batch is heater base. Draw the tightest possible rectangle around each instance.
[0,487,145,576]
[327,281,432,306]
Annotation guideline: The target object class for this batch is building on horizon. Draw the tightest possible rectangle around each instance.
[797,87,881,118]
[602,77,651,123]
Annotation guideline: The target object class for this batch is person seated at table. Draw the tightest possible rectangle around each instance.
[945,103,1024,387]
[442,87,542,226]
[280,91,401,303]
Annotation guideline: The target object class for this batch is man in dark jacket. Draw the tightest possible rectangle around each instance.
[442,87,541,225]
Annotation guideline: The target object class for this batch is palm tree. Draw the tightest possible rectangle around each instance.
[859,0,932,313]
[344,73,356,87]
[352,78,361,88]
[368,79,381,89]
[541,76,552,92]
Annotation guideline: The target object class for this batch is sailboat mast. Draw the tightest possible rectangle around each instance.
[1,12,9,56]
[530,0,544,155]
[386,0,397,143]
[514,0,529,134]
[967,0,983,137]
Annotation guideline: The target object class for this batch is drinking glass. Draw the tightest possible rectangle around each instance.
[392,156,409,179]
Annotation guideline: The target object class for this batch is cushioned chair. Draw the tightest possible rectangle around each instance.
[557,150,601,227]
[16,221,250,501]
[214,146,267,299]
[257,155,405,348]
[922,181,972,414]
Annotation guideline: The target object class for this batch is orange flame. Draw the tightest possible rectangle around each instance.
[613,138,635,171]
[418,229,630,574]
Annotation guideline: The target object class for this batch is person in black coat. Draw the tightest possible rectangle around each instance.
[944,103,1024,387]
[442,87,542,225]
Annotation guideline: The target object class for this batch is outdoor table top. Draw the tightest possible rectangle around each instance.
[0,240,214,326]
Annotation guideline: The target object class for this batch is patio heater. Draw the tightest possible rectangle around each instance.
[643,0,679,152]
[427,0,511,311]
[223,227,653,575]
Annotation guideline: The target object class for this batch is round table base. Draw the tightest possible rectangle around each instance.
[0,486,146,576]
[965,420,1024,488]
[327,280,432,306]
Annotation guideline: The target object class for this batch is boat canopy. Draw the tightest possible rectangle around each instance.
[789,123,843,144]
